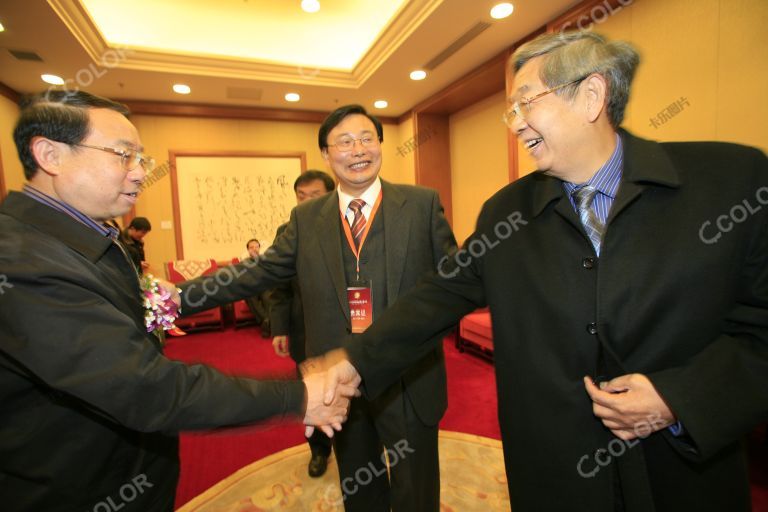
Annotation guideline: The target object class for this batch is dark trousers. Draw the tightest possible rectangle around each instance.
[332,382,440,512]
[245,294,268,325]
[308,428,332,457]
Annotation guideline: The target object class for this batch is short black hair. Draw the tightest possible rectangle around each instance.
[13,90,130,179]
[246,238,260,248]
[294,170,335,192]
[128,217,152,231]
[317,104,383,151]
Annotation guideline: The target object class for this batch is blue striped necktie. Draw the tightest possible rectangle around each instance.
[573,186,604,255]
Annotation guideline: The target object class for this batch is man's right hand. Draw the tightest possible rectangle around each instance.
[272,335,289,357]
[302,369,358,437]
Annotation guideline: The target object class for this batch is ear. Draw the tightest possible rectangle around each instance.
[29,136,64,176]
[582,73,609,124]
[321,148,330,164]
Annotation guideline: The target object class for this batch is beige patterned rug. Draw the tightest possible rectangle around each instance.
[177,430,510,511]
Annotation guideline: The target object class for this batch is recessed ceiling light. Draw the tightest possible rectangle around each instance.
[490,3,514,19]
[410,70,427,81]
[285,92,301,102]
[41,74,64,85]
[0,21,5,32]
[374,100,388,109]
[173,84,191,94]
[301,0,320,13]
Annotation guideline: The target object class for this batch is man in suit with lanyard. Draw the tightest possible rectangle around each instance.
[181,104,457,511]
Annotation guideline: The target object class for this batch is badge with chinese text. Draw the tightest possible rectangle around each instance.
[347,285,372,333]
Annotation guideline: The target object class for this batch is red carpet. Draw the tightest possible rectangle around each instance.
[165,326,767,510]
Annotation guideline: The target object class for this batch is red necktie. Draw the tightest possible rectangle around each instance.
[348,199,367,250]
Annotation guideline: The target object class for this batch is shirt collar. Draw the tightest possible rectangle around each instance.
[22,184,115,238]
[563,133,623,199]
[337,177,382,215]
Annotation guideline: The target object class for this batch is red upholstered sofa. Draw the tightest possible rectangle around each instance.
[165,259,225,331]
[457,308,493,360]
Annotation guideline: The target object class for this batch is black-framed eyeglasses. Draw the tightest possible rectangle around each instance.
[503,75,589,127]
[74,143,155,172]
[328,135,379,152]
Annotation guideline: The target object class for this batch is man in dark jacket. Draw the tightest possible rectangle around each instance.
[267,169,336,477]
[0,90,354,512]
[120,216,151,273]
[322,31,768,511]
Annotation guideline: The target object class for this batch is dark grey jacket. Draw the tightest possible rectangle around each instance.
[345,131,768,511]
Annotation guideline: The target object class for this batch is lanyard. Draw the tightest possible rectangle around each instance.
[340,189,383,279]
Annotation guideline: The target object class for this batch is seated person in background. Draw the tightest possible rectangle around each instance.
[120,216,151,274]
[244,238,270,337]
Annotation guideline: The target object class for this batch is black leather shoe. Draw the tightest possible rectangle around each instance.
[308,453,328,478]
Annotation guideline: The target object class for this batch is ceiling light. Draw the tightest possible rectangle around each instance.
[285,92,301,102]
[41,74,64,85]
[410,70,427,81]
[0,22,5,32]
[173,84,191,94]
[490,3,514,19]
[374,100,388,109]
[301,0,320,13]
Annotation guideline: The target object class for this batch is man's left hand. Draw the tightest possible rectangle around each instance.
[156,278,181,308]
[584,373,676,441]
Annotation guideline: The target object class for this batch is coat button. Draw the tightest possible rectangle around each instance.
[582,257,595,269]
[586,322,598,335]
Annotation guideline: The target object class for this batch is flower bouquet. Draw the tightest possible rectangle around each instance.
[141,273,181,343]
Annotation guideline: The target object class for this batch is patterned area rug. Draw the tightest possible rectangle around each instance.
[177,430,510,511]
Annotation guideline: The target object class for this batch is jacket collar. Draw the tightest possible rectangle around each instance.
[531,129,682,217]
[0,191,113,263]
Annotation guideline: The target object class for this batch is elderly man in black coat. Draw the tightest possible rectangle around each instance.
[322,31,768,512]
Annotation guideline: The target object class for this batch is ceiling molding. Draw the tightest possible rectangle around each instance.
[47,0,444,89]
[119,99,399,125]
[47,0,109,64]
[352,0,444,85]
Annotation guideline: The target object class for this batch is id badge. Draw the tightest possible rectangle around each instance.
[347,280,373,333]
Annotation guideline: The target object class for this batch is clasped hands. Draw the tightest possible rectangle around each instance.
[301,349,362,437]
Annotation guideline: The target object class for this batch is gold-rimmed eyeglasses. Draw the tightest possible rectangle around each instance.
[74,143,156,172]
[329,135,379,152]
[503,75,588,127]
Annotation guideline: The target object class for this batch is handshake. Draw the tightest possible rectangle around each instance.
[300,350,362,438]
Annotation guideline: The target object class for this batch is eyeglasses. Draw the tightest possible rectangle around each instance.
[74,143,155,172]
[328,135,379,152]
[503,75,588,127]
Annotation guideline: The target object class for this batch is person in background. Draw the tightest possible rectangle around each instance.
[319,31,768,512]
[180,104,457,511]
[246,238,261,259]
[267,169,336,477]
[120,216,151,274]
[0,90,355,512]
[243,238,271,337]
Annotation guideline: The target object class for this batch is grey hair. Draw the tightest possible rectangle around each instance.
[511,31,640,127]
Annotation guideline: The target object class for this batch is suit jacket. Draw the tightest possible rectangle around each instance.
[264,222,307,364]
[183,180,457,424]
[344,131,768,511]
[0,192,304,512]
